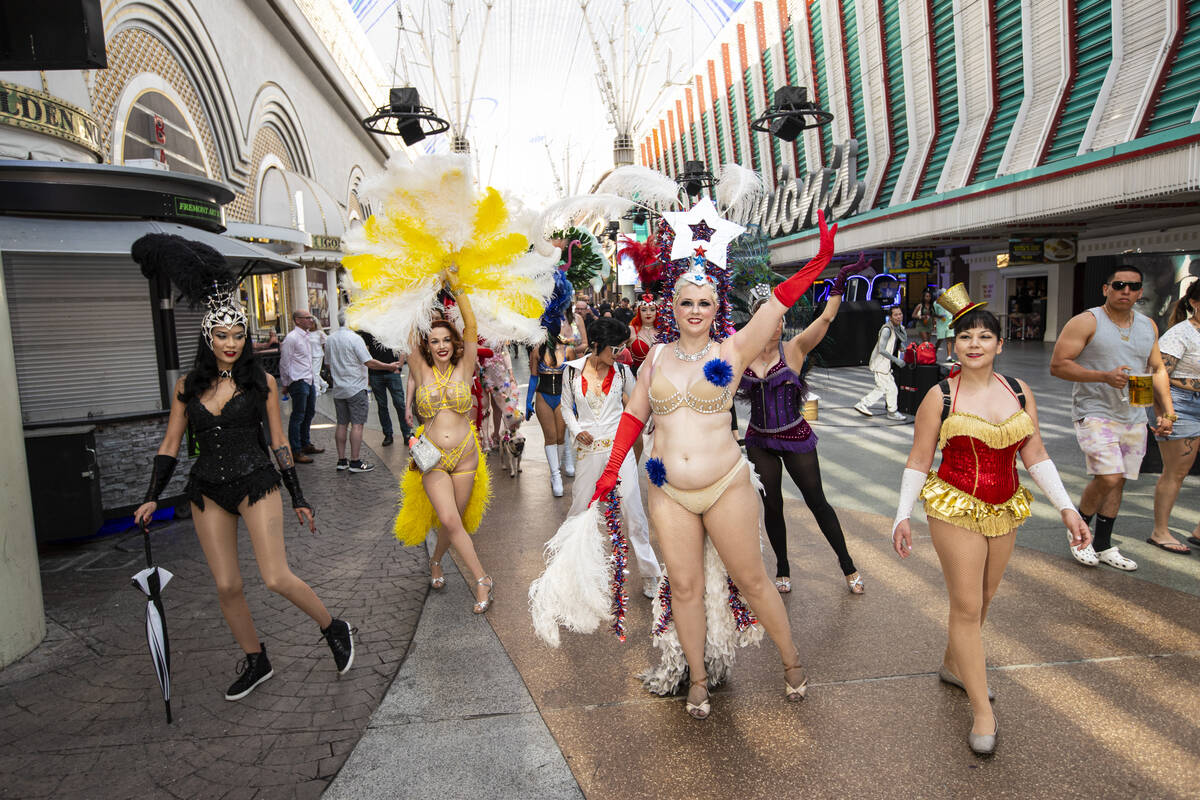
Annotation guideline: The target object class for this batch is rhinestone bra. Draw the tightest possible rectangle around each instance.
[415,365,472,418]
[648,372,733,415]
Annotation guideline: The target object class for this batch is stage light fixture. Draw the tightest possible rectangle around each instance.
[361,87,450,145]
[750,87,833,142]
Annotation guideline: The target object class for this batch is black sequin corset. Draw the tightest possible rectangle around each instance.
[187,393,274,484]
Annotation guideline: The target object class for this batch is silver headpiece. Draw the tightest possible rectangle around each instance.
[201,283,248,345]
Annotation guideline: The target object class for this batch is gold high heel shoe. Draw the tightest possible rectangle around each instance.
[430,559,445,590]
[685,676,711,720]
[472,576,494,614]
[784,662,808,702]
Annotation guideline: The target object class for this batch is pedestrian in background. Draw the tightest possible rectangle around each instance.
[279,309,323,463]
[1051,265,1177,571]
[326,314,399,473]
[855,305,908,420]
[359,329,412,447]
[1148,279,1200,554]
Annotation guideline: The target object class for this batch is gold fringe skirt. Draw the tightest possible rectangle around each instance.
[393,424,491,546]
[920,472,1031,537]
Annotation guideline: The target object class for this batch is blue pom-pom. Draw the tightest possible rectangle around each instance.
[703,358,733,387]
[645,457,667,487]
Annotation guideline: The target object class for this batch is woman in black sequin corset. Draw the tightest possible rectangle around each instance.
[133,317,355,701]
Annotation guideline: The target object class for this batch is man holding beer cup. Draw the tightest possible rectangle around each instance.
[1051,266,1177,571]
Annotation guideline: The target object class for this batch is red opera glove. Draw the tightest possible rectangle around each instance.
[773,209,838,307]
[589,412,646,506]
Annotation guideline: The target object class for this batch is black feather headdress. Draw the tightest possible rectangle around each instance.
[131,233,248,342]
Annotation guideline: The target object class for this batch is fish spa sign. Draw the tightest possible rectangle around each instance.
[733,138,865,238]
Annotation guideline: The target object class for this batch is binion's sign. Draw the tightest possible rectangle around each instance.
[731,138,865,237]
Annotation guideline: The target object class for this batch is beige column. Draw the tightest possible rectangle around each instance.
[0,262,46,667]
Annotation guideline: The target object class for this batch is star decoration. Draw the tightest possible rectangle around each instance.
[661,198,745,270]
[694,245,707,257]
[688,220,716,241]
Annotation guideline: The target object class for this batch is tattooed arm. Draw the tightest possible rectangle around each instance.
[1162,353,1200,391]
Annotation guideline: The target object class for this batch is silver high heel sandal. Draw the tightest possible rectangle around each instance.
[472,576,494,614]
[430,559,445,590]
[784,662,808,702]
[685,677,711,720]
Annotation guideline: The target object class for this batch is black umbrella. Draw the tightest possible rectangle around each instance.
[131,522,173,723]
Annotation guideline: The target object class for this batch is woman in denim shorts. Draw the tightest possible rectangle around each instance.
[1149,282,1200,553]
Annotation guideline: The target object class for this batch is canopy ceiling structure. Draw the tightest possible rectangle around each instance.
[349,0,744,205]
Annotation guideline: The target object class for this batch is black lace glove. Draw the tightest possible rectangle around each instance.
[279,467,312,511]
[143,455,178,503]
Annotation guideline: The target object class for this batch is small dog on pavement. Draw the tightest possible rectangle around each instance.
[499,412,525,477]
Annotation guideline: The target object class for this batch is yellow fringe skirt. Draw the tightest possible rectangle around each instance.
[921,472,1032,537]
[393,424,492,546]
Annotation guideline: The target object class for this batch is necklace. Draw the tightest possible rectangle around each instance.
[674,340,713,362]
[1103,306,1133,341]
[218,369,233,379]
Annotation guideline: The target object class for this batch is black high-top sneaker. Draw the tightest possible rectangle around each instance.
[322,618,355,674]
[225,644,273,700]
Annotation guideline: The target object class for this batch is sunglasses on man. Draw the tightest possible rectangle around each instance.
[1107,280,1142,292]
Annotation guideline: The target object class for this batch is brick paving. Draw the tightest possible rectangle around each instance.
[0,422,427,800]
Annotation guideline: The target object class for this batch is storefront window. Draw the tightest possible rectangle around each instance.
[248,273,287,337]
[307,268,330,327]
[1122,253,1200,331]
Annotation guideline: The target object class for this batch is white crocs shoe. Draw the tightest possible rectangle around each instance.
[1071,543,1099,567]
[1097,546,1137,571]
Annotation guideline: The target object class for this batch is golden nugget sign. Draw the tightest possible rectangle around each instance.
[734,138,866,237]
[0,81,102,157]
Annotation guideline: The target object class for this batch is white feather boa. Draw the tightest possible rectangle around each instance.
[529,459,768,698]
[529,504,612,647]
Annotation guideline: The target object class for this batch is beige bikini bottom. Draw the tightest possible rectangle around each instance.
[656,457,749,515]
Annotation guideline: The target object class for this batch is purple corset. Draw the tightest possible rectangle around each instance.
[738,356,817,453]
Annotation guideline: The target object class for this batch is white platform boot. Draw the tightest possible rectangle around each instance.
[559,441,575,478]
[544,445,563,497]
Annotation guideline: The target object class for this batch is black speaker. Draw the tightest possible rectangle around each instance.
[387,87,426,146]
[768,87,810,142]
[0,0,107,70]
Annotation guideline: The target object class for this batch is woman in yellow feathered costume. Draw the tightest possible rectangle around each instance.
[342,154,558,615]
[401,295,495,613]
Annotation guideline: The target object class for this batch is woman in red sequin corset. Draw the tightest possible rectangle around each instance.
[891,289,1090,755]
[627,299,658,374]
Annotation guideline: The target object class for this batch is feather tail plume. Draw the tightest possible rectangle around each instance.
[537,193,632,237]
[715,163,766,220]
[597,166,681,208]
[529,506,613,647]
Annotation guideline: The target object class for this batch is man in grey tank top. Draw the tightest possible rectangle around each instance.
[1051,266,1177,573]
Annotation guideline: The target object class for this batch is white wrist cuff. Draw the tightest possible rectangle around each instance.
[1028,459,1075,513]
[893,468,927,537]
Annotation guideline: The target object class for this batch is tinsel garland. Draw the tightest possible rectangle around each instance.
[602,489,629,642]
[726,577,757,631]
[652,576,673,636]
[652,570,755,637]
[654,224,734,343]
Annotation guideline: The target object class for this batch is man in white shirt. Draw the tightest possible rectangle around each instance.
[326,314,399,473]
[279,309,323,463]
[855,305,908,420]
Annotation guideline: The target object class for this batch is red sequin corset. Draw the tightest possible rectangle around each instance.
[935,412,1034,504]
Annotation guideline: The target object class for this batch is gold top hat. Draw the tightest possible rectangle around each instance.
[936,283,987,323]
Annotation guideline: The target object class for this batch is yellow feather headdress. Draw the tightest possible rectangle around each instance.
[342,154,557,352]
